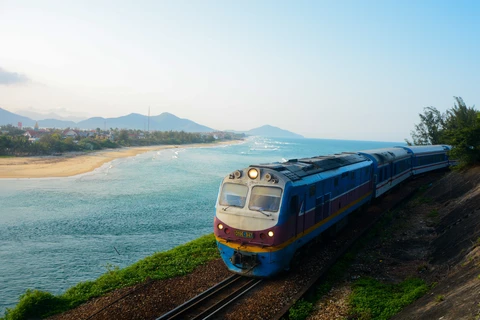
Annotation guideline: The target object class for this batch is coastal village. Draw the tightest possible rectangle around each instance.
[0,120,242,157]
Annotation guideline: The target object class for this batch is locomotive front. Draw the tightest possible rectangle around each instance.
[214,166,293,277]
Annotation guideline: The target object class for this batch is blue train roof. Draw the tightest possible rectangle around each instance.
[356,148,410,165]
[251,153,369,181]
[398,145,450,155]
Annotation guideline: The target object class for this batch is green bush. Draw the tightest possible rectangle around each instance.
[289,299,314,320]
[3,290,68,320]
[349,277,429,320]
[427,209,439,218]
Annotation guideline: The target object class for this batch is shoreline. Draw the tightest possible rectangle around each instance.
[0,140,241,179]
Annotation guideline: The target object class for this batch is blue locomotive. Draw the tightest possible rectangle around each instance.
[214,145,452,277]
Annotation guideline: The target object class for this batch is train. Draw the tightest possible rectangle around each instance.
[213,144,453,277]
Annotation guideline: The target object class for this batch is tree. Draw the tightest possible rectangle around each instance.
[117,130,129,145]
[407,107,445,145]
[444,97,478,131]
[443,97,480,166]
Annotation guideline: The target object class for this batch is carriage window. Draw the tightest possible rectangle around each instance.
[249,186,282,212]
[219,183,248,208]
[309,185,316,197]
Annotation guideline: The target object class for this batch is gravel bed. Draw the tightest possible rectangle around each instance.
[49,260,231,320]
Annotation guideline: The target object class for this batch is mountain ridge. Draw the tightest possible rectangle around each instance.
[0,107,303,137]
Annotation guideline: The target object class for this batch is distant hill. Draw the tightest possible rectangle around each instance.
[244,125,304,139]
[149,112,214,132]
[39,119,77,128]
[78,113,151,130]
[0,108,214,132]
[0,108,301,137]
[0,108,36,127]
[78,112,214,132]
[15,109,87,122]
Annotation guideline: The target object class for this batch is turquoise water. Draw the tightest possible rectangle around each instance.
[0,137,402,312]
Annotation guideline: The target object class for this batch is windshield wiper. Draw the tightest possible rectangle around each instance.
[252,208,272,217]
[222,206,230,211]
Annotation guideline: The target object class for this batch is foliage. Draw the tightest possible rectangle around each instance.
[1,290,68,320]
[407,96,480,166]
[0,124,24,136]
[2,234,219,320]
[427,209,439,218]
[348,277,429,320]
[443,97,480,166]
[289,299,314,320]
[0,127,226,157]
[407,106,445,145]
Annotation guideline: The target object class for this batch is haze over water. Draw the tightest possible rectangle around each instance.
[0,137,402,313]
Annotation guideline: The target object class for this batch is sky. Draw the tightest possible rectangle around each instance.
[0,0,479,142]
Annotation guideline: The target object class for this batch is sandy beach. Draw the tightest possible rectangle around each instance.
[0,141,239,179]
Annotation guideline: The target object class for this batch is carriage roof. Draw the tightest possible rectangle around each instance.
[398,145,450,155]
[356,147,410,165]
[250,153,369,181]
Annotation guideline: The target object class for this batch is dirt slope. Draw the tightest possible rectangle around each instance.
[393,166,480,320]
[309,167,480,320]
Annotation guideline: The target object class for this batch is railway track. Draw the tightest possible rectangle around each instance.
[156,274,263,320]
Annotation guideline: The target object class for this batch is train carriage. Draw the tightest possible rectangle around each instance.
[357,148,412,197]
[398,145,450,174]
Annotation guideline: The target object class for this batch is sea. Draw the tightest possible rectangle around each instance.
[0,136,403,313]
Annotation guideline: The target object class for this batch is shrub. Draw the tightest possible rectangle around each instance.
[3,290,68,320]
[289,299,314,320]
[349,277,429,320]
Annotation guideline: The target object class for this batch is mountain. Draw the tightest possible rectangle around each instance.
[38,119,77,128]
[149,112,213,132]
[244,125,304,138]
[0,108,301,137]
[0,108,215,132]
[78,113,150,130]
[76,112,215,132]
[15,109,87,122]
[0,108,36,127]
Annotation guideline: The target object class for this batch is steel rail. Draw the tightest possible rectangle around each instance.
[191,278,263,320]
[155,274,244,320]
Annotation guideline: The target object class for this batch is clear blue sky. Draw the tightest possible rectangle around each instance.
[0,0,478,141]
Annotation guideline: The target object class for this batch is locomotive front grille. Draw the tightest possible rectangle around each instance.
[230,250,259,269]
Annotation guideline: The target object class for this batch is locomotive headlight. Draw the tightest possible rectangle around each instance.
[248,168,259,179]
[218,224,224,230]
[268,230,274,237]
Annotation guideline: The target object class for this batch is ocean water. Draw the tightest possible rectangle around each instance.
[0,137,402,313]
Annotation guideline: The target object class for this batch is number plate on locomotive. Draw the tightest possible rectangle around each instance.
[234,230,253,238]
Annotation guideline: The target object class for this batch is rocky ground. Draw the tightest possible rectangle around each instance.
[307,166,480,320]
[49,167,480,320]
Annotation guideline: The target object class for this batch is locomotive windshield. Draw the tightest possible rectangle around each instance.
[249,186,282,212]
[219,183,248,207]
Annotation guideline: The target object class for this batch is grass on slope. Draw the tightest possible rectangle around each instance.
[348,277,429,320]
[2,234,219,320]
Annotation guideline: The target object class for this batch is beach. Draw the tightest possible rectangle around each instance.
[0,141,237,179]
